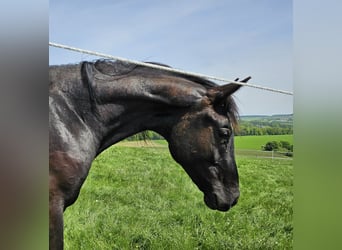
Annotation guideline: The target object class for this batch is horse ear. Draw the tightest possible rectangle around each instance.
[208,76,251,103]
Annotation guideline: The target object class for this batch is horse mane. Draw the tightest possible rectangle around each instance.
[93,59,217,88]
[92,59,240,128]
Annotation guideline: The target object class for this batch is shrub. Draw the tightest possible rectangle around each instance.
[263,140,293,157]
[264,141,280,151]
[280,141,291,150]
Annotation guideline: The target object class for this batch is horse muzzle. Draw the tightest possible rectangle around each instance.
[204,189,239,212]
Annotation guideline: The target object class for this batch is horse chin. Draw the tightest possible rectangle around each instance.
[204,192,231,212]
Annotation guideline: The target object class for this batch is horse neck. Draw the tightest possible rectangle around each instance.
[91,74,205,154]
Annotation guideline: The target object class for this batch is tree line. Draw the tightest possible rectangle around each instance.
[235,120,293,136]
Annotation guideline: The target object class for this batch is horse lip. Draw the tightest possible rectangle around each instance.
[204,192,217,210]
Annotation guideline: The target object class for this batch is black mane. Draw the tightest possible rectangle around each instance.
[93,59,218,88]
[92,59,239,127]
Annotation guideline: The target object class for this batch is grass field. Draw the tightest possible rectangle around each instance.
[122,135,293,151]
[234,134,293,150]
[120,135,294,159]
[64,144,293,249]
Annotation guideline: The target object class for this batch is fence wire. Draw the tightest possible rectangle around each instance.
[49,42,293,96]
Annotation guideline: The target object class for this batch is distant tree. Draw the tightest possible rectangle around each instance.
[234,116,293,136]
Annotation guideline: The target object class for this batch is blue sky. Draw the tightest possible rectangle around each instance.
[49,0,292,115]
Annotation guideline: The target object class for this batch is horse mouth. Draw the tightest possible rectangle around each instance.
[203,192,238,212]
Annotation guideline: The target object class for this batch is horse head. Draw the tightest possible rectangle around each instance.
[167,77,251,211]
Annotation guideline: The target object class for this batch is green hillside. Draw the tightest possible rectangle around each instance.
[235,134,293,150]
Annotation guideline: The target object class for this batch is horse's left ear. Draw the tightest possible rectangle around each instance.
[207,76,251,103]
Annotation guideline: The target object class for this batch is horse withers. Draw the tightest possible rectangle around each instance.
[49,60,250,249]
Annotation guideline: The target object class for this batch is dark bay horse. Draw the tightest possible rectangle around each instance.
[49,59,251,249]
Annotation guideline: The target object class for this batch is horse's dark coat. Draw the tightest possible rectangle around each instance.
[49,60,250,249]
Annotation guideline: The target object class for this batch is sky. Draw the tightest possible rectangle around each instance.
[49,0,293,115]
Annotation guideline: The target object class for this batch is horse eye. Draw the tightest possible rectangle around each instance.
[219,128,231,137]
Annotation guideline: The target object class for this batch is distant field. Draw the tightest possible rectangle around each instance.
[64,146,293,249]
[234,134,293,150]
[118,135,294,159]
[120,135,293,149]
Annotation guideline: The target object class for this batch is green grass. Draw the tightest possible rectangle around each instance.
[234,134,293,150]
[64,146,293,249]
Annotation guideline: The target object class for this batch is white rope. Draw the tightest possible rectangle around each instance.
[49,42,293,96]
